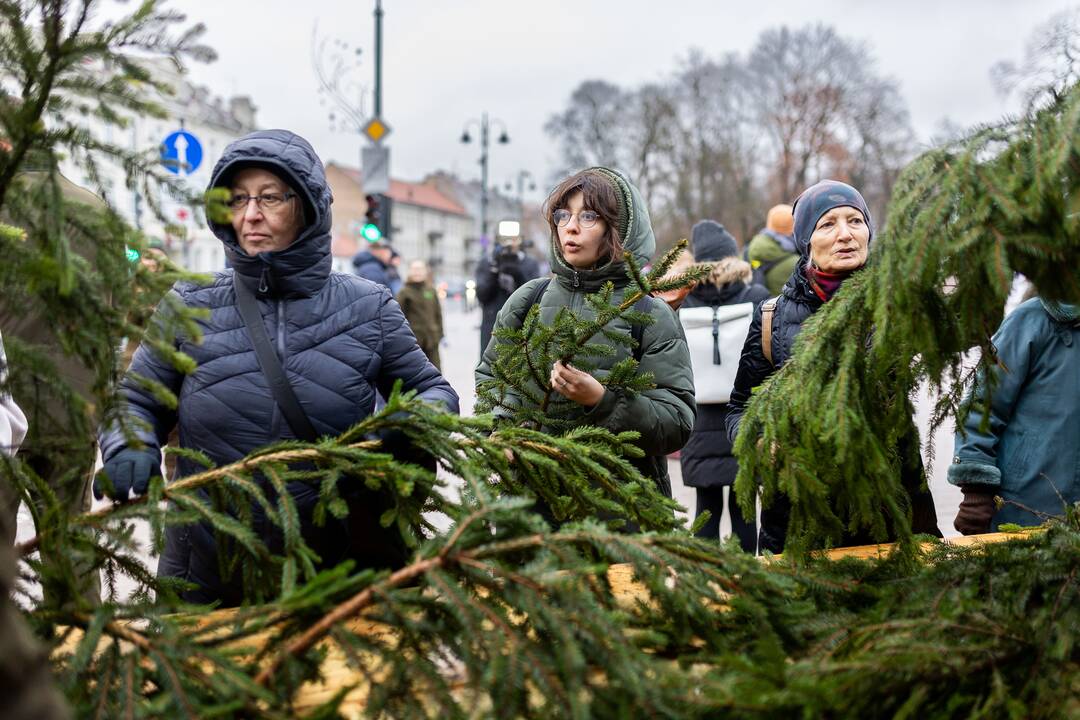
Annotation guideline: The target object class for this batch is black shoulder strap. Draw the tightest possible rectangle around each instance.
[526,277,551,314]
[233,274,319,442]
[517,277,552,329]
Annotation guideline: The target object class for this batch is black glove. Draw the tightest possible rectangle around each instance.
[953,485,997,535]
[93,448,162,501]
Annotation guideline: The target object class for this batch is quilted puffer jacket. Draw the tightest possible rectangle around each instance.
[99,130,458,604]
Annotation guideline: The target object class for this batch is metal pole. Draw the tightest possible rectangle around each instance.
[373,0,383,118]
[480,112,489,241]
[516,171,525,220]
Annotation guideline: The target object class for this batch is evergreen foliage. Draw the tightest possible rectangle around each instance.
[2,3,1079,719]
[733,81,1080,557]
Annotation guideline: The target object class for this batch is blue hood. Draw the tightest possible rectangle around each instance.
[207,129,334,299]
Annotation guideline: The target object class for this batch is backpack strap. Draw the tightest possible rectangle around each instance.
[760,296,780,367]
[520,277,552,326]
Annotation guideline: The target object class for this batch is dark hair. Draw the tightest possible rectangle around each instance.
[544,169,624,264]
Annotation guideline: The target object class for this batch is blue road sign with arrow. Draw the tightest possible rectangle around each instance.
[160,130,203,176]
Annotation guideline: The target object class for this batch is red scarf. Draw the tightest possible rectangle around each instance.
[805,264,851,302]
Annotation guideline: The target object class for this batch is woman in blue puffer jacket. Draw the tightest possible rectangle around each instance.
[97,130,458,605]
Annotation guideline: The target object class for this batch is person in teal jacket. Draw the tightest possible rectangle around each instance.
[948,297,1080,533]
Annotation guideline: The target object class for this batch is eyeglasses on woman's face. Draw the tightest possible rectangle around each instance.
[227,192,296,213]
[553,208,600,229]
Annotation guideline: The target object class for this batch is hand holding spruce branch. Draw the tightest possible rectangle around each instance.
[550,360,605,407]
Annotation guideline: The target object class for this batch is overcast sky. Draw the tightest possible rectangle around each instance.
[168,0,1077,201]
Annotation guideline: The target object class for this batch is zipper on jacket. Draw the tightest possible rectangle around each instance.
[258,267,269,294]
[572,270,580,288]
[267,299,288,439]
[276,299,288,362]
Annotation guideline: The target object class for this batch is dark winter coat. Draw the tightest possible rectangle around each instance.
[948,298,1080,529]
[679,259,770,490]
[476,249,541,353]
[352,250,392,289]
[99,130,459,604]
[475,167,696,496]
[397,281,444,367]
[725,250,938,552]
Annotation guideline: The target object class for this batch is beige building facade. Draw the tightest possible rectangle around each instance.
[325,164,474,286]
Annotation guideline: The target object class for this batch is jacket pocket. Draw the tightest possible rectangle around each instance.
[1000,428,1030,480]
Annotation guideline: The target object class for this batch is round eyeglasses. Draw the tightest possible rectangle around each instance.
[227,192,297,212]
[553,208,601,228]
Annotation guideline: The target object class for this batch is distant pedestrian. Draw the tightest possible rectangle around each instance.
[397,260,444,370]
[679,221,769,550]
[747,204,798,294]
[949,297,1080,533]
[388,248,403,295]
[476,237,540,353]
[352,239,396,290]
[727,180,940,553]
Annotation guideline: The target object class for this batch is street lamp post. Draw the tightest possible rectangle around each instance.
[460,112,509,247]
[505,169,537,221]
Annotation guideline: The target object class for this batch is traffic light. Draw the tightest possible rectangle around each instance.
[362,193,393,243]
[362,193,382,242]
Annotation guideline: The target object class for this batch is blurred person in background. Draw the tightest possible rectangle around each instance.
[387,248,403,295]
[352,238,396,290]
[397,260,444,369]
[678,221,769,550]
[476,234,540,353]
[747,204,798,294]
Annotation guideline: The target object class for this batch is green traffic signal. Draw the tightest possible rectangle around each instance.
[125,246,141,262]
[361,223,382,242]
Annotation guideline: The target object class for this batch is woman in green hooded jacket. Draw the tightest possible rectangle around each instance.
[475,167,696,497]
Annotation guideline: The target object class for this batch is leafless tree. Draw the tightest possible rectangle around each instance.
[543,80,630,177]
[543,24,917,244]
[991,8,1080,109]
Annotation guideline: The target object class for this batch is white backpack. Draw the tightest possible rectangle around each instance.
[679,303,754,404]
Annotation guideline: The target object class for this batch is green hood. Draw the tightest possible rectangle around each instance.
[548,167,656,292]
